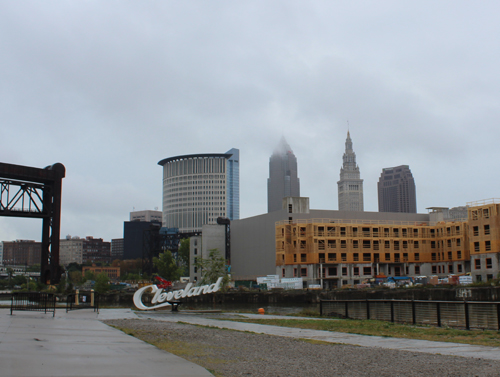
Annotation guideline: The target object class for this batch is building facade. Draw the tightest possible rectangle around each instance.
[268,137,300,213]
[230,197,429,281]
[337,131,364,211]
[467,199,500,282]
[82,265,120,280]
[82,237,111,264]
[111,238,124,260]
[378,165,417,213]
[130,210,162,223]
[158,149,240,233]
[274,198,500,287]
[2,240,41,266]
[60,236,84,266]
[189,224,226,283]
[276,217,469,288]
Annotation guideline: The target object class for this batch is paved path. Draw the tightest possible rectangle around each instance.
[2,307,500,377]
[137,311,500,361]
[0,308,213,377]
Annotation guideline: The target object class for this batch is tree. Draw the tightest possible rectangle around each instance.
[56,276,67,294]
[111,259,121,267]
[6,267,13,288]
[94,272,109,294]
[195,249,230,290]
[122,272,142,282]
[83,270,95,283]
[178,238,190,276]
[27,264,41,272]
[153,250,182,282]
[120,259,142,276]
[69,271,82,284]
[66,262,82,273]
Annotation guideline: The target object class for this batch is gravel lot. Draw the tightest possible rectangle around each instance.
[103,318,500,377]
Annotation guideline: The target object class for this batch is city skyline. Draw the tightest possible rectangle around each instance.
[1,2,499,242]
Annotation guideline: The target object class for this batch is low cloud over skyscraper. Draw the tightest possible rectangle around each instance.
[268,137,300,213]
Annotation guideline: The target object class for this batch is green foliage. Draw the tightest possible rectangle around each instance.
[121,273,142,282]
[231,317,500,348]
[94,272,110,294]
[66,262,82,273]
[153,251,182,282]
[120,259,142,276]
[11,275,28,286]
[26,264,40,272]
[194,249,230,290]
[83,270,95,283]
[21,281,37,291]
[69,271,82,284]
[178,238,190,276]
[56,276,67,294]
[6,267,14,287]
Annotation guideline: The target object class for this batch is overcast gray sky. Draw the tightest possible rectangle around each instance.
[1,1,499,242]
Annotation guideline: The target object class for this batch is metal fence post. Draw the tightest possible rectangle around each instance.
[436,302,441,327]
[366,299,370,320]
[497,303,500,331]
[412,300,416,325]
[345,301,349,319]
[390,301,394,323]
[464,301,470,330]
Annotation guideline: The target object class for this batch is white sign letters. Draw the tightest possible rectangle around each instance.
[133,277,223,310]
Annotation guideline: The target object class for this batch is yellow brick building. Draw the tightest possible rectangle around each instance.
[467,199,500,282]
[275,200,500,287]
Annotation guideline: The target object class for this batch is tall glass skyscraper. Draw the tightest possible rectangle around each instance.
[337,131,364,211]
[267,137,300,213]
[158,149,239,233]
[378,165,417,213]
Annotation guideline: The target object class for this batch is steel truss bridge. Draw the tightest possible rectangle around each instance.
[0,162,65,284]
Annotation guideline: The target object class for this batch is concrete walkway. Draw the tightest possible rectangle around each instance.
[137,311,500,361]
[2,307,500,377]
[0,308,213,377]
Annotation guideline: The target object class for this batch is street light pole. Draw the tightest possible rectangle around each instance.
[25,262,30,292]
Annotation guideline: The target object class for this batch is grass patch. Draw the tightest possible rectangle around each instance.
[218,317,500,347]
[111,324,233,377]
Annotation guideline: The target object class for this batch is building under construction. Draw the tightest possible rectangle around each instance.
[275,199,500,287]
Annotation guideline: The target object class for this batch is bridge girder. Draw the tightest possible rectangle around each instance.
[0,162,65,284]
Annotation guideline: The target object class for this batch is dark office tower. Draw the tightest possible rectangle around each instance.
[378,165,417,213]
[337,131,364,211]
[268,137,300,212]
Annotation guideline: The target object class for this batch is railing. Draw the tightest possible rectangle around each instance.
[10,292,56,316]
[66,290,99,313]
[320,299,500,330]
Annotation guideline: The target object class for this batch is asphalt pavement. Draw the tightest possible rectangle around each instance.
[2,307,500,377]
[0,308,213,377]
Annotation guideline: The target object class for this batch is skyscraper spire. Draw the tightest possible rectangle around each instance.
[268,137,300,212]
[337,131,364,211]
